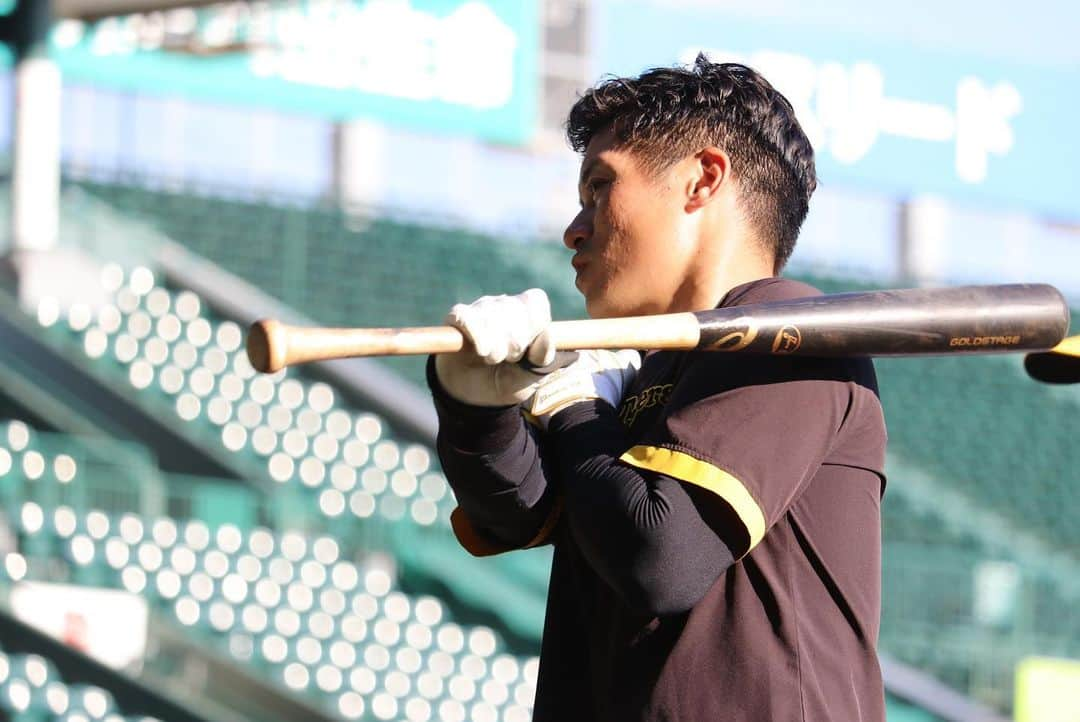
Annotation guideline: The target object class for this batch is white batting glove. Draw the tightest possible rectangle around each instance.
[528,349,641,428]
[434,289,558,407]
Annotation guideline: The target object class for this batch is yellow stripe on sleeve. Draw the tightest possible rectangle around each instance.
[620,445,767,555]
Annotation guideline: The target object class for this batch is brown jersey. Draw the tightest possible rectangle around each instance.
[532,277,888,721]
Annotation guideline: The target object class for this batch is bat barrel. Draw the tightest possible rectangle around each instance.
[695,284,1069,356]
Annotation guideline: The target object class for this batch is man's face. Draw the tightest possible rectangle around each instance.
[564,129,697,318]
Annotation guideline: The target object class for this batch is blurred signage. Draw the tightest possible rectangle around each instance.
[47,0,539,144]
[595,1,1080,220]
[972,559,1019,628]
[11,581,148,669]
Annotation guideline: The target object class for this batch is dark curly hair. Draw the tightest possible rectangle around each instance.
[566,55,816,271]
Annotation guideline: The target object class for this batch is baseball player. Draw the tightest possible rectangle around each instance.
[427,56,888,721]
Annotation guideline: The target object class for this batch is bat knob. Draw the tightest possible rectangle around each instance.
[247,319,288,374]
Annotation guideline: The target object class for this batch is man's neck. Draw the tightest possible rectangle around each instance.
[667,214,778,313]
[670,259,776,313]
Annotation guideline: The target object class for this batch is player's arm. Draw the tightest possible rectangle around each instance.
[536,352,882,616]
[426,289,564,554]
[428,359,558,553]
[544,399,738,614]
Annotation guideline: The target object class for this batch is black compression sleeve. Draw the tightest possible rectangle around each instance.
[546,400,737,616]
[426,357,557,548]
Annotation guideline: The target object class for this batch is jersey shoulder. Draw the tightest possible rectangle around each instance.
[720,277,822,307]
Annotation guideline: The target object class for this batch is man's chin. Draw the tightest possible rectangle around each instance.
[587,292,665,318]
[583,295,606,319]
[584,294,625,319]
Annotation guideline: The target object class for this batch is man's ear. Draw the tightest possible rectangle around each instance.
[686,147,731,211]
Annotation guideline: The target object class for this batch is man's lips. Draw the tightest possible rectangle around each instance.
[572,257,590,290]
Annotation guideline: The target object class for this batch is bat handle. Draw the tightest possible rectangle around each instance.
[247,313,703,372]
[247,319,467,373]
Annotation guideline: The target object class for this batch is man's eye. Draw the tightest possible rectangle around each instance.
[587,179,609,194]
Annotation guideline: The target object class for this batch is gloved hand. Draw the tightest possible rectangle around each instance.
[434,288,557,407]
[528,348,641,428]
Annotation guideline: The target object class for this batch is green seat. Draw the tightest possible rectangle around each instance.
[391,526,545,643]
[66,683,117,719]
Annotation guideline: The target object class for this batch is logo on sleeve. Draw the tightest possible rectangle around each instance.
[618,384,674,428]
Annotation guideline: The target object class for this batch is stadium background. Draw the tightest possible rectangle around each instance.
[0,1,1075,721]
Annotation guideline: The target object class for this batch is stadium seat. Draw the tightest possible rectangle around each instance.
[22,266,555,639]
[0,496,541,721]
[0,648,160,722]
[876,352,1080,550]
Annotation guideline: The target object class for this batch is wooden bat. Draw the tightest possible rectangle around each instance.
[1025,334,1080,384]
[246,283,1069,374]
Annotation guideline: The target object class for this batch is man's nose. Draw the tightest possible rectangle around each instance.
[563,209,592,250]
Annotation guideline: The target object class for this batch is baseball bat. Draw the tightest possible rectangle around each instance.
[246,283,1069,374]
[1024,335,1080,384]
